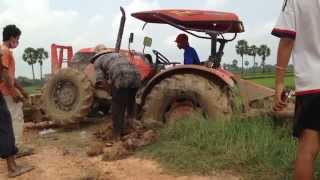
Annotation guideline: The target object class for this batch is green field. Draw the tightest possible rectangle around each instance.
[249,76,294,89]
[24,85,42,94]
[243,72,295,89]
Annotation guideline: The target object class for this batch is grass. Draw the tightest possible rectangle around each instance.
[138,116,320,179]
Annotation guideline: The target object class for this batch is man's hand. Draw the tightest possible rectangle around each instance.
[95,80,112,94]
[20,89,29,99]
[12,88,25,103]
[14,80,29,99]
[273,83,287,111]
[95,80,108,89]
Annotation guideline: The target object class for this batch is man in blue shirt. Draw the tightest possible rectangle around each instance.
[175,33,200,65]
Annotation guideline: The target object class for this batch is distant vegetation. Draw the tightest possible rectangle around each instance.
[22,47,48,80]
[17,76,45,94]
[222,61,295,89]
[225,43,295,89]
[20,47,49,94]
[234,39,271,74]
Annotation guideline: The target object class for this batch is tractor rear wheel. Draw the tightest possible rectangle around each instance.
[141,74,233,124]
[42,68,94,125]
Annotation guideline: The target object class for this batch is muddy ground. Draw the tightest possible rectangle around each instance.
[0,117,240,180]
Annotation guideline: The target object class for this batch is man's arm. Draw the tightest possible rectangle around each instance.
[193,48,201,65]
[14,80,28,98]
[184,50,194,65]
[273,38,294,111]
[184,48,200,65]
[2,68,23,102]
[2,68,14,89]
[94,58,112,93]
[94,58,107,83]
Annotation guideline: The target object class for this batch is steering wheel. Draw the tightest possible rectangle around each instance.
[152,49,171,65]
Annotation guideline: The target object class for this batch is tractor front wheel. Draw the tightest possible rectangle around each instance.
[42,68,94,125]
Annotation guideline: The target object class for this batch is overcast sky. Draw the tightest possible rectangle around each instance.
[0,0,284,78]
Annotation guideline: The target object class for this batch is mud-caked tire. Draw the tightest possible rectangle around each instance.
[142,74,234,124]
[42,68,94,125]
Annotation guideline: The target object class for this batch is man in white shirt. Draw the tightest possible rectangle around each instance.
[272,0,320,179]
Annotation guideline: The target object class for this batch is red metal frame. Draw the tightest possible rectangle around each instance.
[132,9,244,33]
[51,44,73,74]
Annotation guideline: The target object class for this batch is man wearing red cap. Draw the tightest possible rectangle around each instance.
[175,33,200,65]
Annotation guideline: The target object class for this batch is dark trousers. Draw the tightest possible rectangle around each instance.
[0,93,18,159]
[111,87,138,136]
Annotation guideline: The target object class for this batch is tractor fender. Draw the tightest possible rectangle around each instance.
[138,65,236,106]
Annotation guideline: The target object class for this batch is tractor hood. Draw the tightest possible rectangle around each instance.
[131,9,244,33]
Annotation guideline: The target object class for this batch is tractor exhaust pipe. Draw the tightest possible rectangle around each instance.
[115,7,126,53]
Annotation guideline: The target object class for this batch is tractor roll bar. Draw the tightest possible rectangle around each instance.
[150,14,240,68]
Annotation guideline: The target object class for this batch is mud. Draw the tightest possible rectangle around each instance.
[92,121,159,160]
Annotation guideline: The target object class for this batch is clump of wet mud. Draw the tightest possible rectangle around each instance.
[90,121,159,161]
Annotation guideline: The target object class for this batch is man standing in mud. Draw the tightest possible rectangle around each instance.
[0,24,33,178]
[273,0,320,179]
[93,45,141,138]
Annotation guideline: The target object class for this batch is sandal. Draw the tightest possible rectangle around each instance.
[8,165,34,178]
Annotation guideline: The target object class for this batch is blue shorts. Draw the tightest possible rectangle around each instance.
[0,93,18,159]
[293,93,320,138]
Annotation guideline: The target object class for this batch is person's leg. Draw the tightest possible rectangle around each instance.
[6,155,34,178]
[117,88,130,136]
[0,94,18,171]
[125,88,139,130]
[0,94,33,178]
[111,87,126,137]
[6,156,16,173]
[126,88,138,120]
[294,129,320,180]
[4,96,24,143]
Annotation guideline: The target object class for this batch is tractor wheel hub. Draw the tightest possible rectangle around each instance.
[53,81,77,111]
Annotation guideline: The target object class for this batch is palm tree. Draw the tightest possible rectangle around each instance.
[222,63,227,70]
[235,40,248,74]
[232,59,238,67]
[36,48,48,80]
[22,47,37,80]
[232,59,238,72]
[257,45,271,73]
[248,45,258,71]
[245,60,249,73]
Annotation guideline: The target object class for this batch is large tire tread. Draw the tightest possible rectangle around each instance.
[142,74,233,124]
[42,68,94,125]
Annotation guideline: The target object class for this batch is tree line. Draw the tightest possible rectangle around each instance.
[22,47,48,80]
[235,39,271,73]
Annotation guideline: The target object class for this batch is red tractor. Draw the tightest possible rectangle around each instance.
[24,7,276,125]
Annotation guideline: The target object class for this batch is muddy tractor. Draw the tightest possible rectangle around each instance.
[23,8,276,126]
